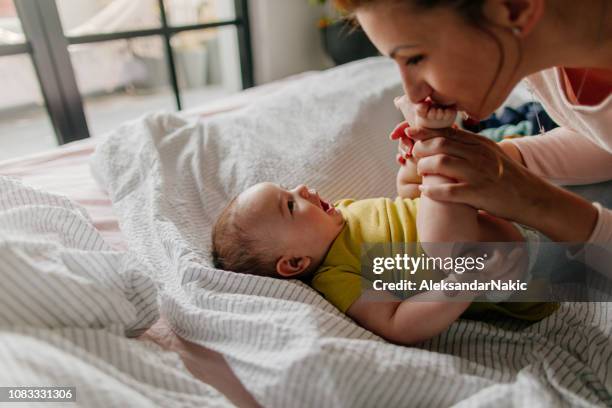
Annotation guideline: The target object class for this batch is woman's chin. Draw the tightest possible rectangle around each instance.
[463,105,496,122]
[467,112,483,121]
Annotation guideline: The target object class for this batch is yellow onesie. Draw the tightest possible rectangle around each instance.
[310,197,558,321]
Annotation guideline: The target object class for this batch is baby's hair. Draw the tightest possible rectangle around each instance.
[211,195,279,278]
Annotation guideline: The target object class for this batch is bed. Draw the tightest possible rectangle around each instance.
[0,58,611,408]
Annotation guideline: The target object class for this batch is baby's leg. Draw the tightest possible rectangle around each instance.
[416,104,522,256]
[416,104,480,244]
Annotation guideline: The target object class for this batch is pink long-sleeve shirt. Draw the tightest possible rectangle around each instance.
[509,68,612,243]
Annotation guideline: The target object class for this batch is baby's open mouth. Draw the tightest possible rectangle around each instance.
[319,198,334,214]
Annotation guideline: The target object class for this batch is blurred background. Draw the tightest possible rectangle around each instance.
[0,0,379,160]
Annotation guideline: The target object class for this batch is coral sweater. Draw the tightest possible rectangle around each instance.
[509,67,612,243]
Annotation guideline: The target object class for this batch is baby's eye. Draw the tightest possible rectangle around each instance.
[287,200,294,214]
[405,55,425,66]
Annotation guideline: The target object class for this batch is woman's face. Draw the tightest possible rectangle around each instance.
[357,2,521,120]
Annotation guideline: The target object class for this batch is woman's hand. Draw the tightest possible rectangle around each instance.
[407,127,531,218]
[390,121,414,162]
[390,121,421,198]
[407,126,599,241]
[396,158,421,199]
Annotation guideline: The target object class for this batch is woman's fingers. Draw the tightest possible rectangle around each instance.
[396,153,406,165]
[389,121,410,141]
[412,136,467,159]
[413,137,498,173]
[419,182,473,202]
[416,154,482,182]
[389,121,414,158]
[409,126,486,146]
[398,137,414,158]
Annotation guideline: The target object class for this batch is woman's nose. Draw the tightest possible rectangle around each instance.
[398,66,432,104]
[404,81,432,104]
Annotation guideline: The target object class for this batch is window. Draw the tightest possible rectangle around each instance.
[0,0,252,159]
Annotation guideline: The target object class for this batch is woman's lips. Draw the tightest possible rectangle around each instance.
[422,96,457,109]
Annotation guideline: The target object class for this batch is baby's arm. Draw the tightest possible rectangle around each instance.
[346,288,475,345]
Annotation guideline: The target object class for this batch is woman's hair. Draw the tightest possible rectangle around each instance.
[334,0,485,26]
[211,196,279,278]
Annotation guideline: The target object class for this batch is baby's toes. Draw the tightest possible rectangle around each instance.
[416,103,429,118]
[443,108,457,121]
[426,106,437,120]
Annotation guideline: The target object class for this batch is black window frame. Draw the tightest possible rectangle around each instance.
[0,0,253,144]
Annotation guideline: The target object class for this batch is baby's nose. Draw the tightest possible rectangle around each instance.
[294,185,309,197]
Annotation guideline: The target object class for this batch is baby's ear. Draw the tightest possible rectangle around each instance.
[276,255,312,278]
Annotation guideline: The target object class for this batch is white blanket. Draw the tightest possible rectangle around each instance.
[0,177,234,407]
[2,58,610,407]
[90,58,612,407]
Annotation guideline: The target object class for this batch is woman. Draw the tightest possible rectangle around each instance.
[336,0,612,244]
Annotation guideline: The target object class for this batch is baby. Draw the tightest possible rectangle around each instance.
[212,98,557,345]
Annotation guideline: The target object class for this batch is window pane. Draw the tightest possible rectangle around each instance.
[0,55,57,160]
[164,0,235,27]
[0,0,25,44]
[68,37,175,136]
[172,25,242,109]
[56,0,161,36]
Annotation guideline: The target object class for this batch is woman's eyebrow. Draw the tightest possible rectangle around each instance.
[389,44,419,59]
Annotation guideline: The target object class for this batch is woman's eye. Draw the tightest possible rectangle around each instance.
[405,55,425,66]
[287,200,294,214]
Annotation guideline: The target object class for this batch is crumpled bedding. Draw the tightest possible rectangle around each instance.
[0,176,235,407]
[88,57,612,407]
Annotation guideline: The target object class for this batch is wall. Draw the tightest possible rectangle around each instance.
[248,0,333,85]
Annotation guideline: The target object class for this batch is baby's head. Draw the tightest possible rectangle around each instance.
[212,182,345,280]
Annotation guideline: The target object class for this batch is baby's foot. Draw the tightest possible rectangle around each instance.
[394,95,417,126]
[415,99,457,129]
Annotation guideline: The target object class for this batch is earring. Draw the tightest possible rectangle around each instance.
[511,27,521,37]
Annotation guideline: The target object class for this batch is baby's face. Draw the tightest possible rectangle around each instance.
[236,182,345,267]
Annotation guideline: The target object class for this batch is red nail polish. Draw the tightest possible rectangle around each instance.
[398,156,406,165]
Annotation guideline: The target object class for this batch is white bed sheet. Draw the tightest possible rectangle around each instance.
[90,57,612,407]
[0,72,310,408]
[1,57,611,407]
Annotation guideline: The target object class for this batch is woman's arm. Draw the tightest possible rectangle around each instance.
[409,127,600,242]
[508,127,612,185]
